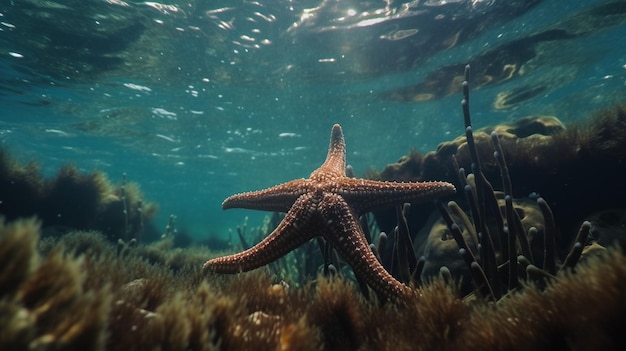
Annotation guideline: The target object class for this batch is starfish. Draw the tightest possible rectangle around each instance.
[203,124,455,300]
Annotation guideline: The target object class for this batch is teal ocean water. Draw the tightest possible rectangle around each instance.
[1,0,625,241]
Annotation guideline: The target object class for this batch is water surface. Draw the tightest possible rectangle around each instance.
[1,0,625,239]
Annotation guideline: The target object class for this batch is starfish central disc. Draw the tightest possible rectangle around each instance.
[203,124,456,300]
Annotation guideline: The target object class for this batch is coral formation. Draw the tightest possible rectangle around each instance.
[0,148,158,242]
[420,194,545,293]
[377,105,626,254]
[373,66,626,302]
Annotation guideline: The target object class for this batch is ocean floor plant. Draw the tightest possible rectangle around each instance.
[1,218,626,350]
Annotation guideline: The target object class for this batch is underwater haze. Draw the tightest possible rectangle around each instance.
[1,0,625,240]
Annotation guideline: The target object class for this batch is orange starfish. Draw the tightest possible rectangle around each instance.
[203,124,455,300]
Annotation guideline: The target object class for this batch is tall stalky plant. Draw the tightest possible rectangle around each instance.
[437,65,591,300]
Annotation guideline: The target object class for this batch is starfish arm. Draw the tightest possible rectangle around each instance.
[205,194,317,273]
[337,178,456,214]
[320,193,409,300]
[222,179,311,212]
[310,124,346,181]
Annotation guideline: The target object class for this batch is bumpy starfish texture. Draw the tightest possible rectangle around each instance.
[203,124,455,300]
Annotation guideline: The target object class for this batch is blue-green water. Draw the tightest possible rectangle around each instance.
[1,0,625,240]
